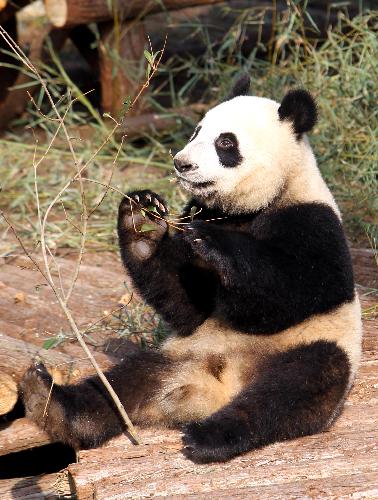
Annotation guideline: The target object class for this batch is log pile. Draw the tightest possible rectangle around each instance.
[0,0,372,129]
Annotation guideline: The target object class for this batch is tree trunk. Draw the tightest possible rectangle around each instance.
[0,26,69,131]
[44,0,225,28]
[99,20,147,116]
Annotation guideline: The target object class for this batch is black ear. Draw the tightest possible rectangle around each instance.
[278,89,317,136]
[225,74,250,101]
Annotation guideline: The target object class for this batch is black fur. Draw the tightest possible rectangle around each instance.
[225,73,250,100]
[215,132,243,168]
[20,351,170,449]
[118,190,217,336]
[183,341,350,463]
[121,195,354,336]
[278,89,317,137]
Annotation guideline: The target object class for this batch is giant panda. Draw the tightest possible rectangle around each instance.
[20,75,362,463]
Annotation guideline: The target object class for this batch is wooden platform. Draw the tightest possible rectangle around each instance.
[0,249,377,499]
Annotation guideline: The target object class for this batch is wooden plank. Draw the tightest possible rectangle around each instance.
[0,418,51,457]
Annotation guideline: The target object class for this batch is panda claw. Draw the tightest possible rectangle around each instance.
[134,194,140,203]
[146,194,152,202]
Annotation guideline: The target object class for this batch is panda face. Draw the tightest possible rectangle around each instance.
[173,94,315,214]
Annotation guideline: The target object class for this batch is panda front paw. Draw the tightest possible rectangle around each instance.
[120,190,168,218]
[182,413,251,463]
[118,190,169,260]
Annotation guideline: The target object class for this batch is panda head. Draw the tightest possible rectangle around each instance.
[173,76,318,214]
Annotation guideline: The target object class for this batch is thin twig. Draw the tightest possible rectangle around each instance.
[0,27,141,444]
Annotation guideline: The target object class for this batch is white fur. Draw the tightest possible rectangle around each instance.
[174,96,339,216]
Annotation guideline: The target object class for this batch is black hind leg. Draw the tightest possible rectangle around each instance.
[20,350,171,449]
[183,341,350,463]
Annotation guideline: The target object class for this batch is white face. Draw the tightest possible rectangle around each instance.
[174,96,307,213]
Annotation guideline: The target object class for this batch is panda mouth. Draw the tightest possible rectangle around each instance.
[177,176,215,192]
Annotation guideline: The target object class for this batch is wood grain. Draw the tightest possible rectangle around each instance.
[0,418,51,456]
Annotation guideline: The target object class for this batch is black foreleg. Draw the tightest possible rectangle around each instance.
[183,341,350,463]
[20,350,170,449]
[118,191,216,336]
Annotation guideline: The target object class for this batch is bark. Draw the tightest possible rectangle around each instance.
[0,418,51,456]
[118,103,207,138]
[99,20,147,116]
[0,333,112,385]
[0,26,69,132]
[69,425,378,499]
[350,247,378,289]
[44,0,225,28]
[0,372,18,416]
[0,471,72,499]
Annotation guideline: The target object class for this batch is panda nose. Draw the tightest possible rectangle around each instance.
[174,158,197,173]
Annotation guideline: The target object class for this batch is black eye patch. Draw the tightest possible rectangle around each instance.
[215,132,243,168]
[189,125,202,142]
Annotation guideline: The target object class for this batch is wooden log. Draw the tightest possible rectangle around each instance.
[118,103,207,138]
[44,0,225,28]
[0,471,72,499]
[0,418,51,456]
[143,1,369,62]
[99,20,147,116]
[68,428,378,499]
[0,15,18,104]
[96,0,369,115]
[350,247,378,289]
[0,0,30,24]
[0,371,18,416]
[0,26,69,131]
[0,333,112,385]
